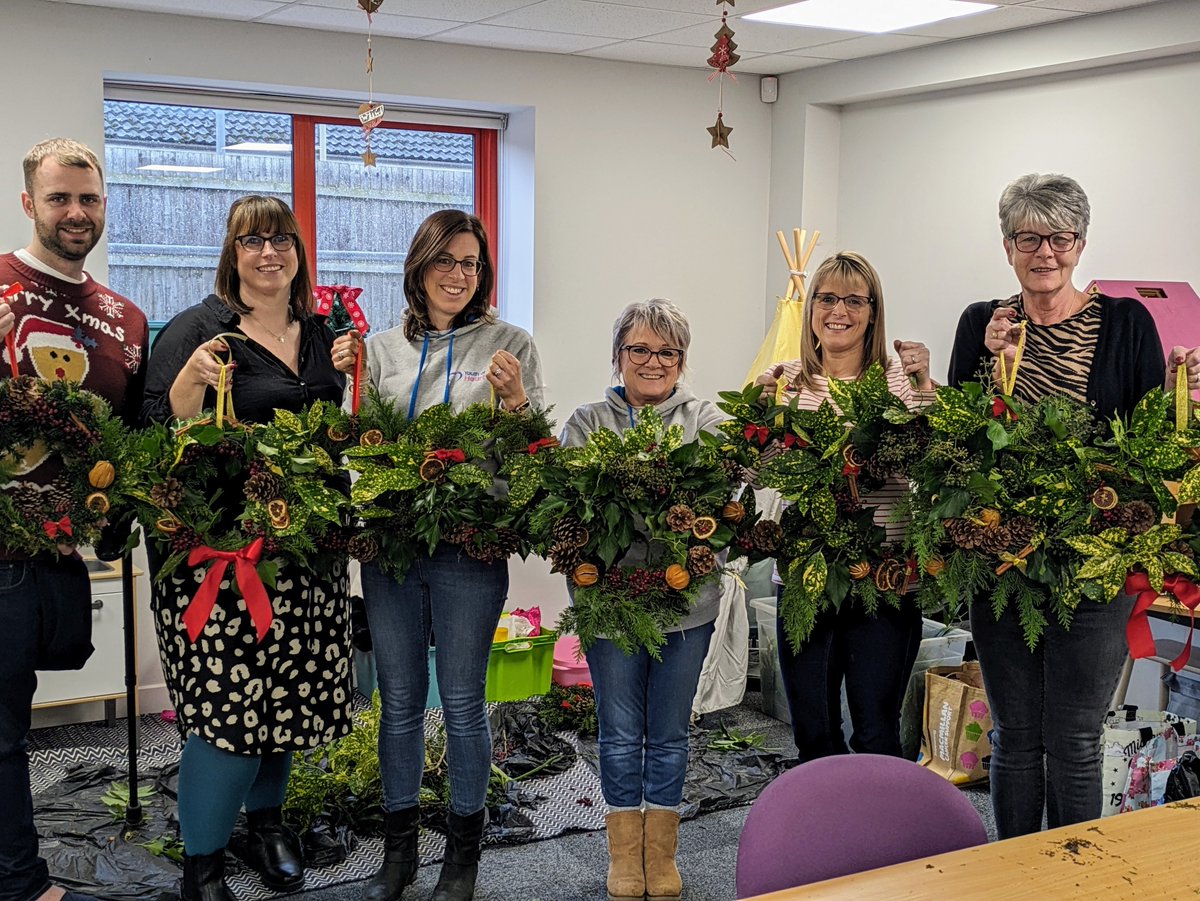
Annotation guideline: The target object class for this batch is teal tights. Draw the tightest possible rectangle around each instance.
[177,734,293,855]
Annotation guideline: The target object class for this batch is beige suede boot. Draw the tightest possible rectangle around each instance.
[605,810,645,900]
[643,808,682,900]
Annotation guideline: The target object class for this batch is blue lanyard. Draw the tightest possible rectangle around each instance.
[407,331,456,419]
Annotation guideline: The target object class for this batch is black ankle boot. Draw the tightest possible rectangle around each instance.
[182,849,236,901]
[431,809,486,901]
[245,806,305,892]
[364,805,421,901]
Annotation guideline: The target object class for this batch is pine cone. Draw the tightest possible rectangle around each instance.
[244,471,282,504]
[721,458,748,484]
[750,520,783,554]
[3,376,39,416]
[1007,515,1036,548]
[548,541,582,574]
[666,504,696,532]
[687,545,717,576]
[44,480,73,514]
[945,518,983,550]
[443,522,476,545]
[492,527,522,558]
[1121,500,1157,535]
[348,533,380,564]
[1168,540,1196,560]
[979,524,1012,554]
[552,516,590,549]
[9,485,44,518]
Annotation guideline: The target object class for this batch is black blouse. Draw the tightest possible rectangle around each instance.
[142,294,345,425]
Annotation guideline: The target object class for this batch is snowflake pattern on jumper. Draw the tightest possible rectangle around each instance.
[124,343,143,372]
[97,291,125,319]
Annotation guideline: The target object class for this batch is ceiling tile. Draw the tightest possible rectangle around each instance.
[577,39,760,68]
[646,18,864,53]
[53,0,285,16]
[429,23,616,53]
[1022,0,1165,12]
[896,3,1077,38]
[734,53,832,75]
[581,0,784,12]
[295,0,536,21]
[259,5,459,37]
[486,0,710,40]
[801,32,942,61]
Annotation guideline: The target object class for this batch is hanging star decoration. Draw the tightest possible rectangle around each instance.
[357,0,386,167]
[706,1,738,158]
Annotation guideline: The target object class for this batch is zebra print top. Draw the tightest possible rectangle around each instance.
[999,293,1101,405]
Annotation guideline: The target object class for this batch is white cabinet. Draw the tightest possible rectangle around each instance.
[32,558,140,710]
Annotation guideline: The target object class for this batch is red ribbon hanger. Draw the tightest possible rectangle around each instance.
[314,285,371,415]
[3,282,24,378]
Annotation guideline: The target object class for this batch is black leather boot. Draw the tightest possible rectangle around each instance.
[244,806,305,892]
[364,805,421,901]
[431,809,486,901]
[181,849,236,901]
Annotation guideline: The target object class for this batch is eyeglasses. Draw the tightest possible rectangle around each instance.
[812,293,873,312]
[235,233,296,253]
[431,254,485,277]
[1008,231,1080,253]
[622,345,683,367]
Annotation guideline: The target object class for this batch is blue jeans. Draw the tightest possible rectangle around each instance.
[0,555,92,901]
[776,590,922,761]
[361,545,507,816]
[586,622,715,809]
[970,591,1135,838]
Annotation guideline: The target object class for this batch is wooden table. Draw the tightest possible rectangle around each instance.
[1150,594,1198,619]
[744,801,1200,900]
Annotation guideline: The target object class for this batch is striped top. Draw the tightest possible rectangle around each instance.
[998,293,1100,405]
[774,356,937,551]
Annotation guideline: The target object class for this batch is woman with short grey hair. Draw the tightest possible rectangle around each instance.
[560,298,723,901]
[947,172,1199,839]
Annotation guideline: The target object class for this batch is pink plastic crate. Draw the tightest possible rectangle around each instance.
[552,635,592,687]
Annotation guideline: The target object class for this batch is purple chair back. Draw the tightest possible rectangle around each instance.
[735,754,988,898]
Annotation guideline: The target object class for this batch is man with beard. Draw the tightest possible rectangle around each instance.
[0,139,147,901]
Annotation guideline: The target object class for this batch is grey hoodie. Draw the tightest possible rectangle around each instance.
[561,385,727,632]
[366,318,545,417]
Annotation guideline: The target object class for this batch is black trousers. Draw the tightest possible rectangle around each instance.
[776,587,922,762]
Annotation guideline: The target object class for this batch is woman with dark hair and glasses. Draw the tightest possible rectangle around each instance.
[559,299,723,901]
[360,210,543,901]
[755,251,936,764]
[946,173,1199,839]
[142,196,358,899]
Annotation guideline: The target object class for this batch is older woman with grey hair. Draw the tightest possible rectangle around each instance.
[947,172,1199,840]
[560,299,724,901]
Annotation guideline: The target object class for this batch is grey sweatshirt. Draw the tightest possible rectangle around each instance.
[366,318,545,417]
[561,385,727,632]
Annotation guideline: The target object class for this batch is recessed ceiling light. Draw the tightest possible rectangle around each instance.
[224,142,292,152]
[136,164,224,173]
[745,0,996,34]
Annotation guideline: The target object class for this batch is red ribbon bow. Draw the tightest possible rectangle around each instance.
[43,515,73,539]
[312,285,371,336]
[433,448,466,464]
[528,437,559,455]
[1125,572,1200,672]
[744,424,770,446]
[843,462,861,476]
[182,538,273,645]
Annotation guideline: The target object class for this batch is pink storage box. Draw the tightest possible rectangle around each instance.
[552,635,592,687]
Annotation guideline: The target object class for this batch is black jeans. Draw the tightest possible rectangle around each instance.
[776,588,922,762]
[0,555,92,901]
[970,592,1135,839]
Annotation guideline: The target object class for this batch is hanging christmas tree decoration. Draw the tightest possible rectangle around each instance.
[357,0,386,167]
[314,284,371,414]
[706,0,738,158]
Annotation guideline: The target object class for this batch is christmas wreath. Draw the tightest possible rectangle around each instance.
[747,363,931,648]
[904,379,1176,647]
[0,376,134,555]
[531,406,772,658]
[344,397,557,579]
[129,400,355,585]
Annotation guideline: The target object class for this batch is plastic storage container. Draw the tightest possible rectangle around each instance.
[552,634,592,687]
[751,597,791,725]
[1165,671,1200,721]
[485,630,557,702]
[355,647,441,708]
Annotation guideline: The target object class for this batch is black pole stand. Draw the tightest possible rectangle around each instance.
[122,533,143,828]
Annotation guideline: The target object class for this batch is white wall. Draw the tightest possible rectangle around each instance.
[10,0,773,718]
[768,0,1200,377]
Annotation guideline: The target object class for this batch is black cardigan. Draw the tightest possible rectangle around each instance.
[947,294,1165,422]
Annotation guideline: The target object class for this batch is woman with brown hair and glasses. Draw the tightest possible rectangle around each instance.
[756,251,936,765]
[360,209,544,901]
[142,195,358,900]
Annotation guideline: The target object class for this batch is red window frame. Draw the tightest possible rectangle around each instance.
[292,116,499,305]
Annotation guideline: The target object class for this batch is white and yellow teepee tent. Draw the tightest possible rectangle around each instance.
[743,227,820,389]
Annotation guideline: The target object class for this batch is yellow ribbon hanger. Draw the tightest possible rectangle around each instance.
[207,333,247,428]
[1177,361,1190,434]
[997,322,1027,402]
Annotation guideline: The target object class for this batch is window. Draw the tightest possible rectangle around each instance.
[103,99,496,333]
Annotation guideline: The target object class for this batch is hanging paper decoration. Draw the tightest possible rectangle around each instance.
[706,0,738,159]
[357,0,386,167]
[314,284,371,414]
